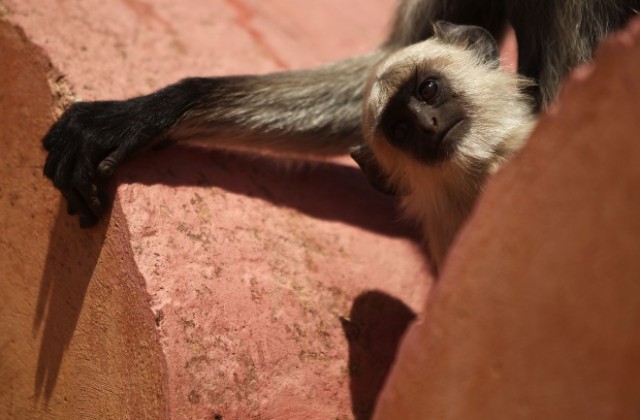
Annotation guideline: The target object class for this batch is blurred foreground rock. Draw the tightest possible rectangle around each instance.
[375,17,640,420]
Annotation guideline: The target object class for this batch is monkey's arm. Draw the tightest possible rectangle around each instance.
[42,52,385,227]
[172,55,385,155]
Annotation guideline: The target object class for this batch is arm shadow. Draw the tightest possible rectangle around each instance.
[117,144,419,241]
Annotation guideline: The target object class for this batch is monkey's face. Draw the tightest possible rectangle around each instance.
[356,22,534,195]
[376,67,470,164]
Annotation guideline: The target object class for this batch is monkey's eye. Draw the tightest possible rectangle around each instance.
[418,78,439,103]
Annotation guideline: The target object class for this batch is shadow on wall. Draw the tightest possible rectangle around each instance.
[341,290,417,420]
[33,201,109,403]
[118,144,419,241]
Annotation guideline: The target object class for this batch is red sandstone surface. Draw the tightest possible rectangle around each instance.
[1,1,639,419]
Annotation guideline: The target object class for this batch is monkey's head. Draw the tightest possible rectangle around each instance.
[354,21,535,196]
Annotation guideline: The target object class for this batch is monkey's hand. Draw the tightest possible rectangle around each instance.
[42,79,214,227]
[42,99,164,227]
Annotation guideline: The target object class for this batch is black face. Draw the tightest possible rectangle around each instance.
[378,72,469,164]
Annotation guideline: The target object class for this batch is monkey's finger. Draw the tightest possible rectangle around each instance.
[97,146,129,178]
[42,119,65,151]
[62,188,98,228]
[67,200,78,215]
[43,151,60,180]
[79,211,99,228]
[52,151,75,191]
[73,170,102,216]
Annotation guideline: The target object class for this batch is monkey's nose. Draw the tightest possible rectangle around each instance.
[415,112,438,132]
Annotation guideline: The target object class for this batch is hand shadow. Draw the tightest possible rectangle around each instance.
[33,200,110,404]
[341,290,417,420]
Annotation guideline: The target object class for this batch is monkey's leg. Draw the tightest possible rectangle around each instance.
[384,0,506,48]
[507,0,640,109]
[42,53,386,227]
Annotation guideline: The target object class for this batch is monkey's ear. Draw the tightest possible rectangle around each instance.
[350,145,397,196]
[433,21,500,68]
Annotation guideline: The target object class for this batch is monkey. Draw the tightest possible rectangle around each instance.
[351,21,536,270]
[42,0,640,228]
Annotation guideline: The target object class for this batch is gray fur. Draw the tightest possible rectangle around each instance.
[171,54,386,156]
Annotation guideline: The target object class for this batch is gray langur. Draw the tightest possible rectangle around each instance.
[352,22,535,270]
[42,0,640,229]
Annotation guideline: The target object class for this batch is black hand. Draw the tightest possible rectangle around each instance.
[42,78,213,227]
[43,100,142,226]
